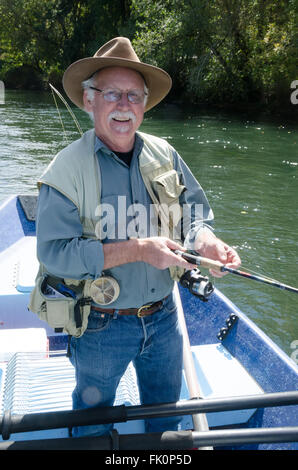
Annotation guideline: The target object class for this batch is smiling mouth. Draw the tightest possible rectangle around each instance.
[109,111,136,125]
[112,117,130,122]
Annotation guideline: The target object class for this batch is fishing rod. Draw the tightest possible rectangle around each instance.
[174,250,298,295]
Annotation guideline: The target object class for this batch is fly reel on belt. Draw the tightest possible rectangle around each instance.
[90,275,120,305]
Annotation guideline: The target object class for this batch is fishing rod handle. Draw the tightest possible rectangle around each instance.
[174,250,223,271]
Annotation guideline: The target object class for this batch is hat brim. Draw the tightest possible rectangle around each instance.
[62,57,172,112]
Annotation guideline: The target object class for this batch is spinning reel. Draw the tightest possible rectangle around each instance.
[179,268,214,302]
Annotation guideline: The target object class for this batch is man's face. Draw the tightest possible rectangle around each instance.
[83,67,146,152]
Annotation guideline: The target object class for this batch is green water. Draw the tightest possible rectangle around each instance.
[0,90,297,359]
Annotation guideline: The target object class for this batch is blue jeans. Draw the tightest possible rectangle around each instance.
[69,292,183,437]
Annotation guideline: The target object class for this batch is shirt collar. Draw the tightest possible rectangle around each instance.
[94,133,143,156]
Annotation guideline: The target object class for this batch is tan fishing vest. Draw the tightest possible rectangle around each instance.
[29,129,185,337]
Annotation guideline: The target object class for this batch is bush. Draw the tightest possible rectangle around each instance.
[2,64,43,90]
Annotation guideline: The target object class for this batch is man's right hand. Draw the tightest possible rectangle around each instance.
[137,237,195,270]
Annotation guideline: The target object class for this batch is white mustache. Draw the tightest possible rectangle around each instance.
[108,111,136,123]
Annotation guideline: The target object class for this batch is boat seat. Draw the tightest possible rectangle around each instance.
[180,343,264,428]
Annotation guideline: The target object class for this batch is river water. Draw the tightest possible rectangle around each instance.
[0,90,297,359]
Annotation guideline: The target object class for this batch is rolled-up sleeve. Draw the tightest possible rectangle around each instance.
[36,184,104,279]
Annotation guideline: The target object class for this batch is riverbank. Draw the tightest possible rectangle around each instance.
[2,79,297,123]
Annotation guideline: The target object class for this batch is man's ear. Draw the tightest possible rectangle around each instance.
[83,90,93,112]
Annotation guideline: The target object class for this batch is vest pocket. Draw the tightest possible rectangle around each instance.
[152,169,185,205]
[29,275,91,337]
[151,169,185,244]
[44,298,76,329]
[150,169,186,281]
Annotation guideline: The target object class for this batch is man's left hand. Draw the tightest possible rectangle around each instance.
[194,229,241,278]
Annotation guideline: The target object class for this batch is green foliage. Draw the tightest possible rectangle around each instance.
[0,0,296,110]
[131,0,298,109]
[0,0,132,87]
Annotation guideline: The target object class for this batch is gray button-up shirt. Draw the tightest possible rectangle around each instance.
[36,133,214,308]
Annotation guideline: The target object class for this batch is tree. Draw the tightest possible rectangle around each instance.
[0,0,132,88]
[0,0,296,111]
[131,0,298,109]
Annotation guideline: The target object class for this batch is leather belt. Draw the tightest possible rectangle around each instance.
[91,297,167,318]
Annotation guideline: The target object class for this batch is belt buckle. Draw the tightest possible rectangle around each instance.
[137,303,152,318]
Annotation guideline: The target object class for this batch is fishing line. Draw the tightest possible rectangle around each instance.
[49,83,83,137]
[50,85,68,143]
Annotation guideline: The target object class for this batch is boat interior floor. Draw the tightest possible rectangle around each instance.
[0,328,263,442]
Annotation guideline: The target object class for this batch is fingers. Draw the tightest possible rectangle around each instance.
[140,237,193,270]
[170,252,194,270]
[164,238,188,252]
[162,239,194,270]
[223,244,241,269]
[194,238,241,278]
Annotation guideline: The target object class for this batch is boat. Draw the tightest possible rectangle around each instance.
[0,194,297,451]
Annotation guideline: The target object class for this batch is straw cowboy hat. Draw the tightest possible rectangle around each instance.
[63,37,172,112]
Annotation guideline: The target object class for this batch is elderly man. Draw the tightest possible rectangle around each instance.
[30,37,240,437]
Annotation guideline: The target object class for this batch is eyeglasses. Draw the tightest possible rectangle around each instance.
[89,87,148,104]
